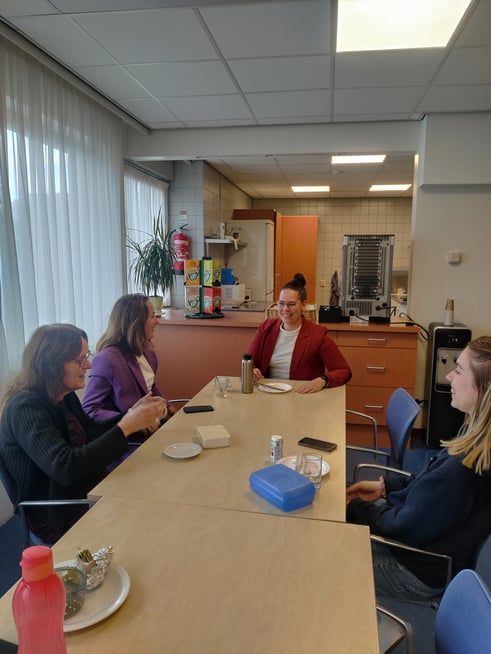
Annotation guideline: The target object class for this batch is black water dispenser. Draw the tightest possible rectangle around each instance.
[424,323,472,447]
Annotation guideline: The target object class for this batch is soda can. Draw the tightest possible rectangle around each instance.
[270,435,283,463]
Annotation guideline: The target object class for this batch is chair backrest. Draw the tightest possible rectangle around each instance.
[474,533,491,590]
[386,388,421,468]
[0,465,14,527]
[435,569,491,654]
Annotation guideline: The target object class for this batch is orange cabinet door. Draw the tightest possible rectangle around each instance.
[274,215,318,302]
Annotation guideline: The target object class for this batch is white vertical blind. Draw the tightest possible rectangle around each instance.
[0,37,124,387]
[123,163,170,302]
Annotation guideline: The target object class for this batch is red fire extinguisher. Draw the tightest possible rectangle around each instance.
[173,227,190,275]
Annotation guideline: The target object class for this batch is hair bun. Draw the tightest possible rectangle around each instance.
[293,273,306,287]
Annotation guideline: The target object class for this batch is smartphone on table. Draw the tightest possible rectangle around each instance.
[297,437,337,452]
[183,405,214,414]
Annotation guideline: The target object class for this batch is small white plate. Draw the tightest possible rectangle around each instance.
[256,382,292,394]
[277,455,331,477]
[57,561,130,632]
[163,442,202,459]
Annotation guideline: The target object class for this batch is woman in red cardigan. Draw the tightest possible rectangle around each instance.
[248,273,352,394]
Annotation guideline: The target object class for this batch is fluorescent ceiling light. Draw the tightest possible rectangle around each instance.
[337,0,472,52]
[332,155,386,164]
[292,186,330,193]
[370,184,411,192]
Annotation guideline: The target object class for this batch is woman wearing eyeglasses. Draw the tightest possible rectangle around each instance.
[83,294,170,428]
[0,323,167,545]
[247,273,351,393]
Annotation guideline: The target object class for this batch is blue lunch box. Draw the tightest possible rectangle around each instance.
[249,464,315,512]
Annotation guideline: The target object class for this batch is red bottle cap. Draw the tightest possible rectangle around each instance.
[20,546,54,582]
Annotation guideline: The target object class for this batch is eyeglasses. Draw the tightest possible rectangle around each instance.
[72,351,93,367]
[277,301,299,310]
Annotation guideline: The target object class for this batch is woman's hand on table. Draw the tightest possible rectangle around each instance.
[346,476,386,505]
[253,367,263,382]
[118,393,168,437]
[296,378,326,394]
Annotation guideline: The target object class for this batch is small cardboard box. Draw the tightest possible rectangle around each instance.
[184,260,201,285]
[185,287,200,312]
[202,259,222,287]
[203,287,221,314]
[196,424,231,448]
[249,464,315,512]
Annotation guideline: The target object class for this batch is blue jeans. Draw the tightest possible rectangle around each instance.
[371,539,443,600]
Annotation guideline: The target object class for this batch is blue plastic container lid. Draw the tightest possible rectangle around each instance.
[249,464,315,512]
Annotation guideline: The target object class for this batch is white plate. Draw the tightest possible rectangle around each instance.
[58,561,130,632]
[277,455,331,477]
[163,442,202,459]
[256,382,292,394]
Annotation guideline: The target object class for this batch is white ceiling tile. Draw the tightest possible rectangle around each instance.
[118,97,178,123]
[200,0,331,58]
[246,90,330,119]
[417,84,491,112]
[163,94,253,122]
[433,47,491,85]
[334,87,424,115]
[9,15,115,66]
[72,8,218,64]
[455,1,491,47]
[75,65,152,99]
[125,61,236,97]
[335,50,443,88]
[229,55,330,93]
[0,0,58,17]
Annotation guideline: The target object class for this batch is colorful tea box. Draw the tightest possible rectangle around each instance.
[202,259,222,287]
[184,260,200,285]
[184,287,200,312]
[203,287,221,314]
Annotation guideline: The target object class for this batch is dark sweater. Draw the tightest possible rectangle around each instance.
[0,390,129,543]
[347,450,491,586]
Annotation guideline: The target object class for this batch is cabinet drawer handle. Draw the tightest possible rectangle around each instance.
[367,338,387,344]
[366,366,386,372]
[364,405,384,411]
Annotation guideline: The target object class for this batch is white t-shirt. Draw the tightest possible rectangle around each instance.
[136,354,154,392]
[267,324,301,379]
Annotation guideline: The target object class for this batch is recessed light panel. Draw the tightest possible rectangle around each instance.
[337,0,472,52]
[292,186,330,193]
[370,184,411,192]
[332,155,386,164]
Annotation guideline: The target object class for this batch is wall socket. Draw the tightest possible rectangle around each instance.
[319,279,326,287]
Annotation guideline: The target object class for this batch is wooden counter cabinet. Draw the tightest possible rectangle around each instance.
[327,324,420,445]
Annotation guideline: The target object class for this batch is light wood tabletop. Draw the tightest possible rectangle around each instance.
[89,378,347,522]
[0,496,378,653]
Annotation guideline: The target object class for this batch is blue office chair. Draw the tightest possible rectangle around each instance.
[346,387,422,485]
[435,569,491,654]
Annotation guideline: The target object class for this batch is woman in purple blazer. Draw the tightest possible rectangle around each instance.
[83,294,170,427]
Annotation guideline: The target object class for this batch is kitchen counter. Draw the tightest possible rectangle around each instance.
[154,309,420,401]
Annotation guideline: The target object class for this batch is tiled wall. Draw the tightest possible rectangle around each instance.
[253,197,412,306]
[169,162,412,309]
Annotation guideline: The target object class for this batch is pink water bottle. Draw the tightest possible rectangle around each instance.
[12,546,66,654]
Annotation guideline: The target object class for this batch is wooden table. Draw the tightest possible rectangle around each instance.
[89,378,347,522]
[0,496,378,653]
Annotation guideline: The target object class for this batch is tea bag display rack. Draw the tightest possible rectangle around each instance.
[184,257,224,320]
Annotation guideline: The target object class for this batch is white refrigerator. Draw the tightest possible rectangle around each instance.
[228,219,275,305]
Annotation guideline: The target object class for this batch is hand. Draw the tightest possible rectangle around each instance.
[118,394,168,437]
[296,377,325,394]
[253,367,263,382]
[346,476,386,505]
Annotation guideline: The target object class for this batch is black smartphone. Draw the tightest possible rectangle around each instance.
[298,437,337,452]
[183,405,214,414]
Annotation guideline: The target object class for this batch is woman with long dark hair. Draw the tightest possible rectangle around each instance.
[0,323,166,544]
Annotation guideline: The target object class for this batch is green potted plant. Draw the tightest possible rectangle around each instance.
[126,209,177,314]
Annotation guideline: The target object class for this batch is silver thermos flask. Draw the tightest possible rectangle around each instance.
[241,354,253,393]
